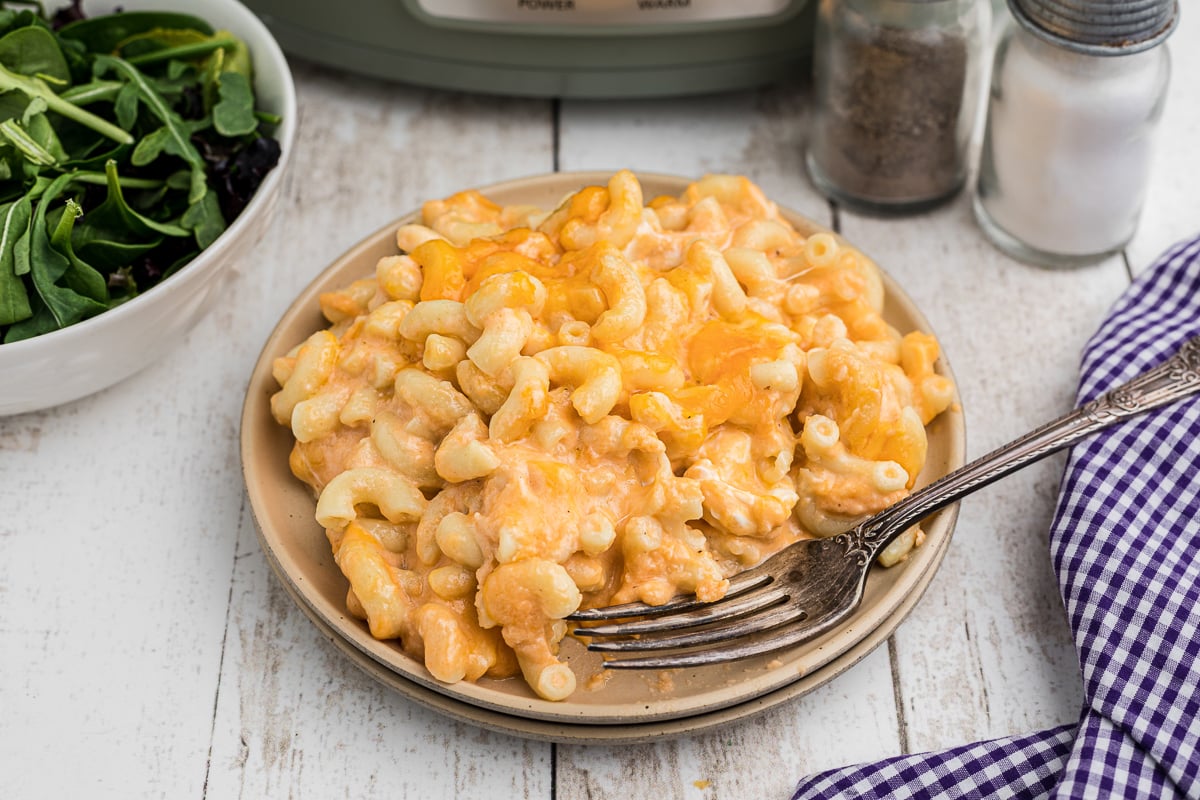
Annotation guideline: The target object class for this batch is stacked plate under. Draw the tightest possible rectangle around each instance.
[239,173,965,743]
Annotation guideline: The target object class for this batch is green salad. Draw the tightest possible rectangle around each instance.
[0,0,281,343]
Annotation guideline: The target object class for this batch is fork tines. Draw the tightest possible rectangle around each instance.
[566,569,774,623]
[574,611,845,670]
[569,571,839,670]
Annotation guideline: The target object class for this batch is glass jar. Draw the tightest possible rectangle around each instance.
[973,0,1176,267]
[805,0,990,214]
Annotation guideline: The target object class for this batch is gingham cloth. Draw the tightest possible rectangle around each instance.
[793,233,1200,800]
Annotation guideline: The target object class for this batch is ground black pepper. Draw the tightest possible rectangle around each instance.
[808,1,971,210]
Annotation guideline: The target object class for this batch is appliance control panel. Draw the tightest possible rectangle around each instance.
[411,0,792,28]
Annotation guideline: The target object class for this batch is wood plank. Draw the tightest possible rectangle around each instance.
[557,647,902,800]
[0,376,240,798]
[0,61,557,799]
[204,517,552,798]
[554,83,910,797]
[202,62,559,797]
[837,197,1130,752]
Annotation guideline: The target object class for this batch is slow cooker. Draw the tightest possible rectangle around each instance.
[243,0,817,98]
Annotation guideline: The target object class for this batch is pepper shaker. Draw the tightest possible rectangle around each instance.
[973,0,1178,267]
[805,0,990,214]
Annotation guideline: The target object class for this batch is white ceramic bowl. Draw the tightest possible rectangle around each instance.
[0,0,296,416]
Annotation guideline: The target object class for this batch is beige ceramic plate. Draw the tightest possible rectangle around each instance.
[268,512,949,744]
[241,171,966,731]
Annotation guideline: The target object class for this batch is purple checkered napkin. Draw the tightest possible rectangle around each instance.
[792,232,1200,800]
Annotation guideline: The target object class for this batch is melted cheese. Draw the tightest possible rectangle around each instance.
[270,170,955,701]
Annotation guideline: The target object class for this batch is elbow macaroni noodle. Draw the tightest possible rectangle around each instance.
[271,171,956,701]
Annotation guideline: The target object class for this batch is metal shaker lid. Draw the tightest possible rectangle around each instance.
[1009,0,1179,54]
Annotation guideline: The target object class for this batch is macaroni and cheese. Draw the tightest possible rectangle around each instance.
[270,171,955,701]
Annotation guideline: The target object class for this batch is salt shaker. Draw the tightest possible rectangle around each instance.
[973,0,1178,267]
[805,0,990,214]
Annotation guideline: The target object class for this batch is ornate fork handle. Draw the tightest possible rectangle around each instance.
[846,335,1200,561]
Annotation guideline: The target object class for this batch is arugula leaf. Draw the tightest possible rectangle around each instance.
[180,184,224,250]
[165,169,190,190]
[58,77,121,105]
[130,125,168,166]
[113,80,138,129]
[0,61,132,144]
[93,54,206,202]
[0,117,55,164]
[18,92,44,121]
[212,70,255,137]
[70,169,161,190]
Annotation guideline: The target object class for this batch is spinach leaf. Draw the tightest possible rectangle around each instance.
[49,197,106,302]
[25,172,106,327]
[0,194,32,325]
[11,172,50,277]
[98,158,189,237]
[54,131,128,171]
[56,11,214,54]
[73,158,188,270]
[3,294,59,342]
[119,27,238,70]
[0,23,70,84]
[0,89,28,121]
[118,26,211,61]
[22,106,68,160]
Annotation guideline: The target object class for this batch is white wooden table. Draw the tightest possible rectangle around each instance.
[2,10,1197,799]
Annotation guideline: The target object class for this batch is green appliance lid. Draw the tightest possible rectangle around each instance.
[243,0,817,98]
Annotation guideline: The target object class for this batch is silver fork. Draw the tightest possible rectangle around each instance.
[569,334,1200,670]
